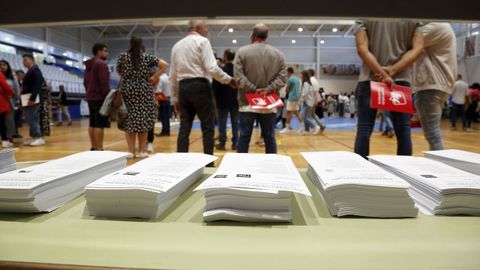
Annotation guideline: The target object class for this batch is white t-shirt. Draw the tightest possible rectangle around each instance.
[451,80,469,104]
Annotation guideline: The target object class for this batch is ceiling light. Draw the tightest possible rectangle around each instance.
[232,39,237,44]
[4,37,11,41]
[62,52,68,56]
[37,46,43,50]
[291,40,296,44]
[228,28,234,33]
[298,27,303,32]
[473,31,479,36]
[320,39,325,44]
[332,27,338,33]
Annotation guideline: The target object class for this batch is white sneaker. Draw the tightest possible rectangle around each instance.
[137,152,149,158]
[279,128,291,134]
[126,153,135,159]
[29,138,45,146]
[296,128,304,134]
[2,141,13,148]
[312,126,321,135]
[147,143,154,153]
[23,138,33,145]
[298,130,306,136]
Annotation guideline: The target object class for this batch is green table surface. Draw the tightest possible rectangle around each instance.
[0,168,479,270]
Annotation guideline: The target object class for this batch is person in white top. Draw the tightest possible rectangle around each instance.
[170,20,235,165]
[299,70,320,135]
[413,23,458,149]
[450,74,469,130]
[308,69,326,131]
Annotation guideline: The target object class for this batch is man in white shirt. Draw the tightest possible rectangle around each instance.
[450,74,469,130]
[156,73,171,136]
[170,20,235,165]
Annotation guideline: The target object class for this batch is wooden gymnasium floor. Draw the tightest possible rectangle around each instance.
[12,117,480,168]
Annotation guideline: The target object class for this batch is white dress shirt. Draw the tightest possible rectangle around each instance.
[451,80,469,105]
[169,32,231,96]
[156,73,171,97]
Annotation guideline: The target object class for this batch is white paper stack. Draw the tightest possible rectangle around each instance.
[85,153,217,219]
[0,149,16,174]
[424,149,480,175]
[301,151,418,218]
[195,153,311,223]
[369,155,480,216]
[0,151,129,213]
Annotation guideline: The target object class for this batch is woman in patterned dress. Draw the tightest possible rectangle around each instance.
[117,37,168,158]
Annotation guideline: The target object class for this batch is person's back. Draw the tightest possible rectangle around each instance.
[235,42,286,106]
[356,20,422,83]
[451,80,469,104]
[286,75,301,101]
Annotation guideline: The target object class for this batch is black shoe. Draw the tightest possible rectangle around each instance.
[215,144,226,150]
[231,144,237,151]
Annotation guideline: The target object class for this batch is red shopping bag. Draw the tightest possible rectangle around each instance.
[245,93,284,109]
[370,81,413,113]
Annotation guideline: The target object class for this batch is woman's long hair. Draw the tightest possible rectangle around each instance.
[0,59,14,80]
[301,70,311,86]
[128,37,143,70]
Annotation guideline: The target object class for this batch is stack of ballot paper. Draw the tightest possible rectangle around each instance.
[301,151,418,218]
[85,153,217,219]
[195,153,311,223]
[0,149,16,174]
[424,149,480,175]
[0,151,129,213]
[369,155,480,216]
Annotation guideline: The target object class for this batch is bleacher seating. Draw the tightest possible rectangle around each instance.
[0,51,85,96]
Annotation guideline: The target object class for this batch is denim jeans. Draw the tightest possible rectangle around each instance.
[380,111,393,132]
[237,112,276,153]
[23,104,42,138]
[354,81,412,159]
[217,107,239,146]
[450,102,466,128]
[159,99,171,135]
[414,90,449,150]
[300,103,317,132]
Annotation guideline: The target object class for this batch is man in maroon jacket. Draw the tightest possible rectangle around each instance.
[84,43,110,151]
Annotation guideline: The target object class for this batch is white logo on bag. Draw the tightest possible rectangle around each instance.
[389,91,407,106]
[252,97,267,106]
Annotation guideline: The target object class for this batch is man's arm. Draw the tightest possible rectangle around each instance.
[99,62,110,97]
[355,30,394,85]
[233,52,256,92]
[201,40,232,84]
[264,54,287,94]
[388,31,424,77]
[29,69,43,102]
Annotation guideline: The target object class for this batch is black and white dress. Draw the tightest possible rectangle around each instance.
[117,52,159,133]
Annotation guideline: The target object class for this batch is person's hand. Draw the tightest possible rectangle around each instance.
[256,88,269,95]
[228,79,237,89]
[27,100,35,106]
[382,66,394,77]
[383,75,395,87]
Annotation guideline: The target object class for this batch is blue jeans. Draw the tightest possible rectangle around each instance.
[450,102,466,128]
[237,112,276,153]
[354,81,412,159]
[380,111,393,132]
[159,99,170,135]
[415,90,449,150]
[218,107,239,146]
[23,104,42,138]
[300,103,317,132]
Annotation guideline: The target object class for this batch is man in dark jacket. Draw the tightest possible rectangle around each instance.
[22,54,45,146]
[213,49,239,150]
[84,43,110,151]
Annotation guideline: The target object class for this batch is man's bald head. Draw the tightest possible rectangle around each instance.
[188,20,209,37]
[252,23,269,40]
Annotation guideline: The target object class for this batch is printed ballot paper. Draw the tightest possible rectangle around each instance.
[0,151,129,213]
[195,153,310,222]
[85,153,216,218]
[302,151,418,218]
